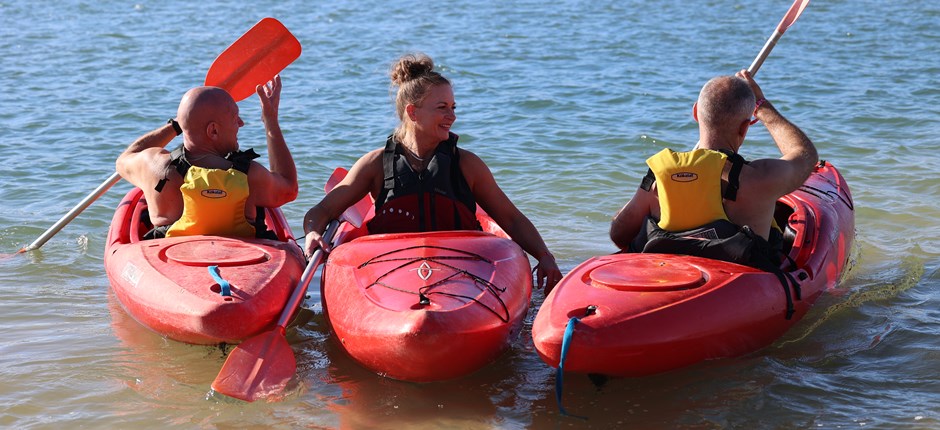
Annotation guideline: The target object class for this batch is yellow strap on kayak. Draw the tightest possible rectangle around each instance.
[647,148,729,232]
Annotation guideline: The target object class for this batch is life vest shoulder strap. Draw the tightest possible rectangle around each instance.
[715,148,747,201]
[155,146,191,192]
[640,168,655,192]
[381,133,461,190]
[381,135,398,190]
[225,148,259,174]
[155,147,258,192]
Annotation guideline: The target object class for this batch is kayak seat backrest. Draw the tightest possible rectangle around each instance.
[130,198,151,244]
[261,206,292,242]
[782,196,816,270]
[774,201,796,257]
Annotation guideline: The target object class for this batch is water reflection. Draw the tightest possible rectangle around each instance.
[106,290,224,400]
[295,312,525,429]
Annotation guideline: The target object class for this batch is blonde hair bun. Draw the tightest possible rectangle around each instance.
[390,53,436,86]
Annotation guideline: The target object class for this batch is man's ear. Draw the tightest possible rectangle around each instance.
[206,122,219,140]
[692,102,698,122]
[738,118,750,138]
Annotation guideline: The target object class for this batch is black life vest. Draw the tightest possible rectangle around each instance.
[367,133,481,234]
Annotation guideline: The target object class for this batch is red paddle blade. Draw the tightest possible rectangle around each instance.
[211,330,296,402]
[205,17,302,102]
[0,248,27,259]
[324,167,346,193]
[777,0,810,34]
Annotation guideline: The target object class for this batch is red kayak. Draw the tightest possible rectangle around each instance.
[104,187,305,345]
[321,171,533,382]
[532,161,855,376]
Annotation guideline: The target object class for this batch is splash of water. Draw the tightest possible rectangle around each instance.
[776,256,925,348]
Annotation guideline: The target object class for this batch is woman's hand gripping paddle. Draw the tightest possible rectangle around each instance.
[211,168,371,402]
[10,18,300,256]
[747,0,810,75]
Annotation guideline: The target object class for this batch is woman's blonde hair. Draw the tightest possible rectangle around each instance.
[390,53,451,141]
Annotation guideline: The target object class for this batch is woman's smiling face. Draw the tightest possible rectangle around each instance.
[408,83,456,144]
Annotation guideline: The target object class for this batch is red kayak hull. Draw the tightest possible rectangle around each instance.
[532,161,855,376]
[103,187,305,345]
[322,211,533,382]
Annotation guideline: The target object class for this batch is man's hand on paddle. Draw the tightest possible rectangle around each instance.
[736,69,766,108]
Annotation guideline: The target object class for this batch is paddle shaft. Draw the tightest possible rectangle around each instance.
[210,167,372,402]
[747,30,783,76]
[275,220,339,330]
[747,0,810,76]
[20,172,122,252]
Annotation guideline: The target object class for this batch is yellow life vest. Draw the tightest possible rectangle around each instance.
[165,165,255,238]
[646,148,730,232]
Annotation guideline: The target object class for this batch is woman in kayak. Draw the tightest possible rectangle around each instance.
[303,53,562,292]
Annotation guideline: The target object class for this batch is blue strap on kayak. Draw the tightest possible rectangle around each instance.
[556,316,587,420]
[556,305,597,419]
[208,265,231,297]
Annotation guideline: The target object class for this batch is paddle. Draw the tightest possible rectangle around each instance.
[14,172,122,255]
[209,219,339,402]
[205,17,302,103]
[747,0,810,75]
[12,18,301,255]
[211,168,371,402]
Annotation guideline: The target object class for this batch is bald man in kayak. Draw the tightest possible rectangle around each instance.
[116,76,298,239]
[609,70,818,269]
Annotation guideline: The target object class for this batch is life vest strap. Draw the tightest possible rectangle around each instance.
[381,136,397,190]
[640,168,655,192]
[155,146,259,192]
[716,148,746,201]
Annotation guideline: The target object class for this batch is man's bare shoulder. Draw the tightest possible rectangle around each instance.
[740,158,802,198]
[117,149,173,188]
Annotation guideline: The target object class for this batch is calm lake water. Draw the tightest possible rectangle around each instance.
[1,0,938,428]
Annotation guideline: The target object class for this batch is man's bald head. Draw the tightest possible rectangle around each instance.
[177,86,236,131]
[176,86,238,150]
